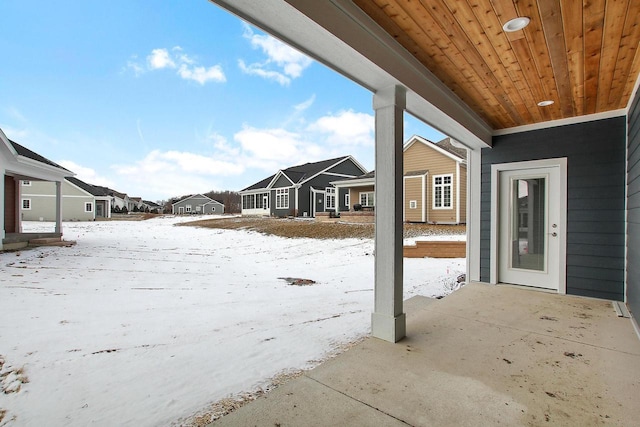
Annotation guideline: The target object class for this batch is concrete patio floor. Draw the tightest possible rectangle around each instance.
[211,283,640,426]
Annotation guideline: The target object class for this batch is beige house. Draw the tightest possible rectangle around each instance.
[333,135,467,224]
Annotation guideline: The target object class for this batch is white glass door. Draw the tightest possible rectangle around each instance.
[498,167,560,290]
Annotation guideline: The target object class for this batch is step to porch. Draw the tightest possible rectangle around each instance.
[28,237,76,247]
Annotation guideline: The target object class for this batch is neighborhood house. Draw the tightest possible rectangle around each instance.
[1,129,72,250]
[240,156,367,217]
[210,0,640,344]
[20,176,113,221]
[172,194,225,215]
[332,135,467,224]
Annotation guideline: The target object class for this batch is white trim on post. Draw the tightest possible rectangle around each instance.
[456,161,461,224]
[467,147,481,282]
[54,180,62,235]
[371,85,406,343]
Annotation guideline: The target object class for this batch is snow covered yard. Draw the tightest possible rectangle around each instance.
[0,216,465,426]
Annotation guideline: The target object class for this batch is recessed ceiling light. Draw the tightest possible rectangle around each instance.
[537,100,554,107]
[503,17,530,32]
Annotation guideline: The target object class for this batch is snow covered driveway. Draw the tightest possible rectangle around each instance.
[0,216,464,426]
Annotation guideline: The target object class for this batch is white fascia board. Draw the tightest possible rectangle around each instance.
[265,170,294,189]
[331,177,375,187]
[208,0,492,149]
[8,156,72,182]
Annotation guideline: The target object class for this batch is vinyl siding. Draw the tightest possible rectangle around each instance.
[271,187,294,217]
[404,176,424,222]
[405,142,461,224]
[22,180,94,221]
[481,116,626,300]
[352,185,375,208]
[627,88,640,317]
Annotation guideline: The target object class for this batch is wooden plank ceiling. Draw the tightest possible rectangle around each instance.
[353,0,640,130]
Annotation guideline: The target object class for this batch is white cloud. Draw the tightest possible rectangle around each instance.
[233,126,325,172]
[294,95,316,112]
[177,64,226,85]
[238,59,290,86]
[240,24,312,86]
[110,150,246,200]
[57,160,116,188]
[147,48,176,70]
[307,110,374,146]
[127,47,226,84]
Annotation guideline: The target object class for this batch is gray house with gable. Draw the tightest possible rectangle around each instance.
[172,194,224,215]
[240,156,367,217]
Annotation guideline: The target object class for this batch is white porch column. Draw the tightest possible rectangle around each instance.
[467,147,481,282]
[371,85,406,343]
[55,180,63,234]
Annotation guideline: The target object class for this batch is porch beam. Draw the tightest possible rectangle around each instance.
[371,85,406,343]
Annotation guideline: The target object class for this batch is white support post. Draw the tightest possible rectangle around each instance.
[371,85,406,343]
[467,147,481,282]
[55,181,63,234]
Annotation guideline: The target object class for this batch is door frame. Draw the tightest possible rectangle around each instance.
[490,158,567,294]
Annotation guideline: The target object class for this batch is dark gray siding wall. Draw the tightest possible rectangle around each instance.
[628,89,640,317]
[481,117,626,300]
[270,187,294,217]
[299,186,312,217]
[273,175,292,188]
[338,188,350,211]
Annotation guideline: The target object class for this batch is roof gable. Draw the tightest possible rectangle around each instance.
[175,194,213,204]
[404,135,466,163]
[241,156,366,192]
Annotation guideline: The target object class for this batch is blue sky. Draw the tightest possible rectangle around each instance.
[0,0,444,202]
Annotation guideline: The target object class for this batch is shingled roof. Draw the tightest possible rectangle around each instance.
[435,137,467,160]
[241,156,353,191]
[66,176,111,196]
[9,139,71,171]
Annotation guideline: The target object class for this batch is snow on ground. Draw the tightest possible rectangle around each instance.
[0,216,465,426]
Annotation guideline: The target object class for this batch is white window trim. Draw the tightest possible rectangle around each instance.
[359,191,375,207]
[344,193,350,209]
[325,187,336,210]
[22,198,31,210]
[85,202,93,212]
[276,188,289,209]
[186,205,192,213]
[409,200,417,209]
[433,174,453,210]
